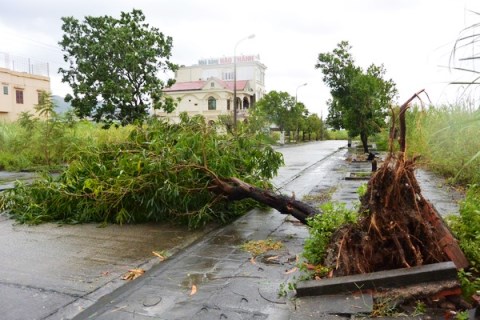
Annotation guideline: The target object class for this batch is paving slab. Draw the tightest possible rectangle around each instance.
[0,214,212,320]
[415,168,463,216]
[294,293,373,317]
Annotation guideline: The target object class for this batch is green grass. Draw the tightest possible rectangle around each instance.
[446,184,480,271]
[0,120,132,171]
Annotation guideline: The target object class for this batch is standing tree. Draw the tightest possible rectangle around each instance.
[250,90,310,142]
[290,102,308,142]
[305,113,323,141]
[250,91,295,132]
[59,9,178,127]
[316,41,397,152]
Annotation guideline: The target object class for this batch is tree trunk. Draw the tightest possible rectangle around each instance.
[360,132,369,153]
[398,89,426,154]
[212,177,318,224]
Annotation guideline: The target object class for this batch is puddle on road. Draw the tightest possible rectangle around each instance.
[181,272,216,288]
[208,233,247,246]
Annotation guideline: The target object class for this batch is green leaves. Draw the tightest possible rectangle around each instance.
[302,202,358,265]
[447,184,480,271]
[1,116,283,228]
[59,9,178,127]
[250,90,309,135]
[316,41,397,152]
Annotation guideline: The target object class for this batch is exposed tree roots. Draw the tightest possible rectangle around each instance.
[324,90,468,276]
[325,154,456,276]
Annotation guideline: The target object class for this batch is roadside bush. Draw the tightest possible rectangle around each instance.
[446,184,480,271]
[372,129,390,151]
[325,129,349,140]
[302,202,358,266]
[0,115,132,171]
[405,104,480,185]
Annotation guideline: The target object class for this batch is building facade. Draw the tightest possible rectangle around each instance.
[158,54,266,123]
[0,53,51,122]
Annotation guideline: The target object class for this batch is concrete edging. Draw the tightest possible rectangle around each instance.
[296,261,458,297]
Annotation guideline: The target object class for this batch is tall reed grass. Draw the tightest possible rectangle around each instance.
[405,104,480,185]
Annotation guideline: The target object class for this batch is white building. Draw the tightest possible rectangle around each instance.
[158,54,266,123]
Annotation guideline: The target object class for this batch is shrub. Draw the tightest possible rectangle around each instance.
[325,129,349,140]
[446,184,480,271]
[302,202,358,265]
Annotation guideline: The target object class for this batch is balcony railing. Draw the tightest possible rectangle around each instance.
[0,52,49,77]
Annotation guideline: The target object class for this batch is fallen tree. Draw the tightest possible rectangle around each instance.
[0,114,318,228]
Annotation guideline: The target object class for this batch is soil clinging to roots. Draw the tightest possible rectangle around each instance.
[325,154,450,276]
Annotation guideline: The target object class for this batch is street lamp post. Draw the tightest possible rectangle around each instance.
[233,34,255,129]
[295,82,308,105]
[292,83,307,143]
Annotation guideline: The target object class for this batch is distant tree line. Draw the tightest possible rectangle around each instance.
[248,91,326,143]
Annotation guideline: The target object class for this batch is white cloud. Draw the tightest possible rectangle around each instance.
[0,0,478,116]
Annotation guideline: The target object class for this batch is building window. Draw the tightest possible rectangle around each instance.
[227,99,231,111]
[3,85,8,95]
[243,97,250,109]
[16,89,24,104]
[210,82,214,88]
[222,72,233,80]
[208,97,216,110]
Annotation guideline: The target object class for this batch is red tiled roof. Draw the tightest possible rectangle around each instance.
[164,81,206,92]
[164,79,249,92]
[225,80,248,91]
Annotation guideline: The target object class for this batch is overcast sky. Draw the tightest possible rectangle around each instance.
[1,0,479,116]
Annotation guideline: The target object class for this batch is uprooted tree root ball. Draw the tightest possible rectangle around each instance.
[325,154,450,276]
[324,90,468,276]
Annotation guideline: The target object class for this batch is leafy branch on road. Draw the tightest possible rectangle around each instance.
[0,115,319,228]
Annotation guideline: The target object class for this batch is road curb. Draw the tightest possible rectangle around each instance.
[296,261,458,296]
